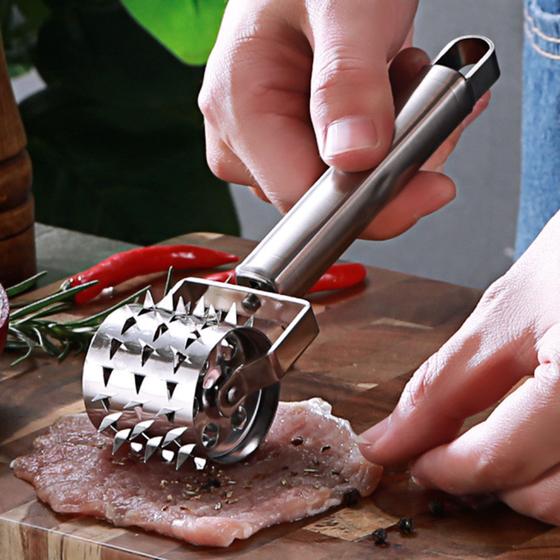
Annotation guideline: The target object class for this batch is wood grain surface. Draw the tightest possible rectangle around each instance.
[0,232,554,559]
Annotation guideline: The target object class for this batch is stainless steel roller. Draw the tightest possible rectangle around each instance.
[82,36,500,469]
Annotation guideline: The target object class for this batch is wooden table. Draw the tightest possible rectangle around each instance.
[0,232,553,559]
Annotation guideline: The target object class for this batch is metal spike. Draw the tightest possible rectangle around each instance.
[158,292,175,312]
[121,316,137,335]
[166,380,178,399]
[134,373,145,394]
[206,304,218,324]
[101,367,113,385]
[192,297,206,318]
[123,400,143,410]
[153,323,169,342]
[175,296,187,316]
[155,407,175,418]
[244,315,255,328]
[143,290,155,309]
[109,339,122,359]
[130,442,143,453]
[176,443,196,470]
[91,394,111,411]
[98,412,122,433]
[184,331,198,350]
[194,456,207,471]
[144,436,163,462]
[141,344,154,366]
[113,428,132,454]
[130,419,154,439]
[224,302,237,326]
[162,427,188,448]
[162,449,175,463]
[173,352,187,373]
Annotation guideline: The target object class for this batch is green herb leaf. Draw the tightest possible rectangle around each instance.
[121,0,226,66]
[5,271,48,298]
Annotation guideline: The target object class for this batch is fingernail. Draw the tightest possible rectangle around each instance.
[358,416,390,446]
[324,117,379,158]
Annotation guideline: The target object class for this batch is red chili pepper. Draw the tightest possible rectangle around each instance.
[65,245,238,304]
[205,262,367,294]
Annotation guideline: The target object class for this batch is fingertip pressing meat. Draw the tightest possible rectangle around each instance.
[12,399,382,547]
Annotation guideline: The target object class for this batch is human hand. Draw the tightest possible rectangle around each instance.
[359,211,560,525]
[199,0,490,240]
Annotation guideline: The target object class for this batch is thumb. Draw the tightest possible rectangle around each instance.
[307,6,399,171]
[359,277,537,467]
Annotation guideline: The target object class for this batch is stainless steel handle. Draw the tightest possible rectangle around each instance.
[236,36,500,297]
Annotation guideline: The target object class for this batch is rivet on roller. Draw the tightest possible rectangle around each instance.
[98,412,122,433]
[231,405,248,431]
[201,423,219,448]
[121,316,137,335]
[112,428,132,454]
[176,443,195,470]
[109,339,123,359]
[144,436,163,462]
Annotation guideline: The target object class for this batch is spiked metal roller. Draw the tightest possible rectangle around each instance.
[83,36,500,467]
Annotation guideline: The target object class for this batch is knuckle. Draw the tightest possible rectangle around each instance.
[206,149,232,182]
[198,85,217,123]
[478,277,509,310]
[400,354,441,411]
[312,48,370,101]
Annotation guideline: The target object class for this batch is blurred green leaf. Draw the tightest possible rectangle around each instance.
[18,0,239,244]
[122,0,226,66]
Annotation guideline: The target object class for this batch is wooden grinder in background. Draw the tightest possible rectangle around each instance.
[0,39,36,287]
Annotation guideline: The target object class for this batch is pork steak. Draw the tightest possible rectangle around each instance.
[12,398,382,547]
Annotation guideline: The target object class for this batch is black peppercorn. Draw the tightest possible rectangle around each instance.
[428,500,445,517]
[201,478,221,491]
[397,517,414,535]
[371,528,388,546]
[342,488,361,507]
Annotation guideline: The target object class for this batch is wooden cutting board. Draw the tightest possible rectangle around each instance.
[0,232,553,559]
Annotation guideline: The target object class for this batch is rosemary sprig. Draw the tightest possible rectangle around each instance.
[5,273,150,366]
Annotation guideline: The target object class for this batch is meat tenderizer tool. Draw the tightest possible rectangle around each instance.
[82,36,500,468]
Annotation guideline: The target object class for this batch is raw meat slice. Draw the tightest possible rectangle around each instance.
[12,398,382,547]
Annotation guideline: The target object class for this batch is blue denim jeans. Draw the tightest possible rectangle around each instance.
[516,0,560,256]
